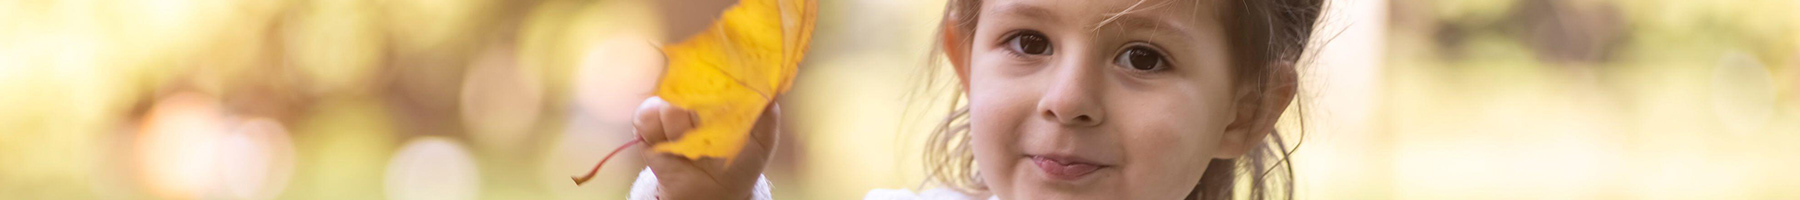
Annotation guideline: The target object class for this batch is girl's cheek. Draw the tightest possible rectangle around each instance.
[966,56,1050,194]
[1108,96,1224,197]
[966,100,1025,196]
[966,82,1036,154]
[966,54,1046,134]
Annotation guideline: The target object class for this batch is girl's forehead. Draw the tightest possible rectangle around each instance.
[980,0,1220,32]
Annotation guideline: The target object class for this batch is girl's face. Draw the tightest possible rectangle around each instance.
[963,0,1238,199]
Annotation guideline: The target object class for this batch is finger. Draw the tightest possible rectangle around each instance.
[746,103,780,160]
[639,101,703,188]
[643,149,708,194]
[635,97,669,144]
[659,102,697,141]
[723,103,779,182]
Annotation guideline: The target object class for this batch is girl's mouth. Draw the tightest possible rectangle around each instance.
[1030,155,1108,180]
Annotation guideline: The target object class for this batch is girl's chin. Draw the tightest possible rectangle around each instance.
[1000,187,1110,200]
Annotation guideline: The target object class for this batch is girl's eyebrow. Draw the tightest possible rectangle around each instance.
[989,3,1061,23]
[1100,14,1198,39]
[989,3,1198,40]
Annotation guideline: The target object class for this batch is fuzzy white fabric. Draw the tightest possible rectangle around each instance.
[629,168,773,200]
[863,188,993,200]
[629,167,993,200]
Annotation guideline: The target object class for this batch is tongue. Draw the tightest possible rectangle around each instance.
[1033,157,1099,178]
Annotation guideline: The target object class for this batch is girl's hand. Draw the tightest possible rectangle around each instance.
[633,97,779,200]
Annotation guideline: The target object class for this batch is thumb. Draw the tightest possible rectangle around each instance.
[745,103,780,161]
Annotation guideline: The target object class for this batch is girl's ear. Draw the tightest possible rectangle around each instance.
[942,19,973,91]
[1215,62,1298,159]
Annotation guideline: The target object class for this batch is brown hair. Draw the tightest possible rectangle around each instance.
[917,0,1326,199]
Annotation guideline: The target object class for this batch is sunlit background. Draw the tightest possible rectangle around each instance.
[1,0,1796,199]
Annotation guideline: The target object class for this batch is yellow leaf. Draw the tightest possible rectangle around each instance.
[653,0,816,164]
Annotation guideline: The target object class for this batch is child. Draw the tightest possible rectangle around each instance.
[630,0,1324,199]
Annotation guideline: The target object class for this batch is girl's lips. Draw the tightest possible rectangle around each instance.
[1030,155,1106,180]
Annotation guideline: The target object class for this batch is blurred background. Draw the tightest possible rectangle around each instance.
[1,0,1796,199]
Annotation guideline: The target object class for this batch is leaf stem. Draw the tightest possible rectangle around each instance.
[571,135,645,185]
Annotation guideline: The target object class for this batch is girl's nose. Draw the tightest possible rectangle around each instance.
[1036,56,1105,127]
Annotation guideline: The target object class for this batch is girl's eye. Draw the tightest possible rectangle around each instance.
[1114,46,1167,71]
[1006,31,1053,55]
